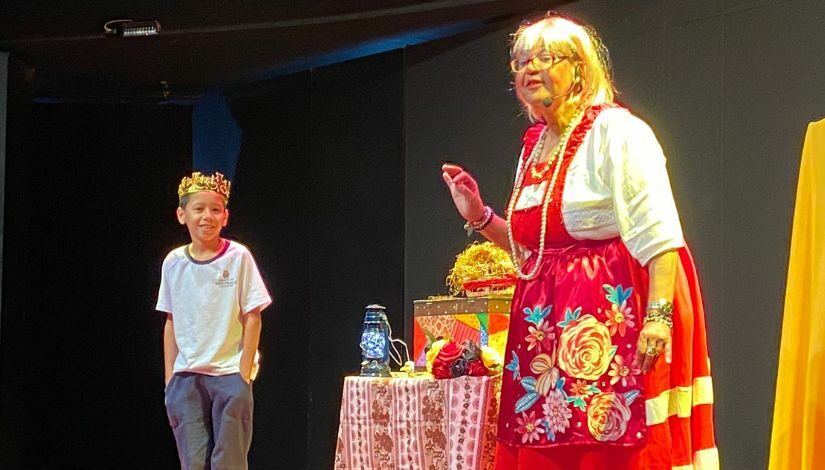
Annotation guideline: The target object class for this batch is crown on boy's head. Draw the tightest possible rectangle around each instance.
[178,172,231,201]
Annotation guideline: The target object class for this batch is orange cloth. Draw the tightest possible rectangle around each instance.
[769,119,825,469]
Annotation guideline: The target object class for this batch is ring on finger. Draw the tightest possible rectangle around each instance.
[645,345,658,357]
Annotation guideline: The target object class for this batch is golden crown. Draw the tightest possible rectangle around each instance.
[178,172,231,200]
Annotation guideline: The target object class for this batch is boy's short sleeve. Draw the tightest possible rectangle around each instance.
[240,250,272,314]
[156,254,174,314]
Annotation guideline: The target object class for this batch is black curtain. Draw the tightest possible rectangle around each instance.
[1,50,405,469]
[1,96,191,468]
[228,50,405,469]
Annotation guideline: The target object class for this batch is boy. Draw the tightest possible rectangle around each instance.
[157,172,271,470]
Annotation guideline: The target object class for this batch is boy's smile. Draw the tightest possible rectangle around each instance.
[177,191,229,247]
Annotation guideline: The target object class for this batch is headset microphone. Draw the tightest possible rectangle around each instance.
[542,81,576,107]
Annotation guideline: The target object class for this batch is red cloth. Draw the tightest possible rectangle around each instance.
[495,105,717,469]
[467,359,490,377]
[431,341,465,379]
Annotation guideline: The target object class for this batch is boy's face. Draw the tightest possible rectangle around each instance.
[176,191,229,244]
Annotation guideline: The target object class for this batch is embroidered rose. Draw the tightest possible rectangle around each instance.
[587,392,631,442]
[557,314,615,380]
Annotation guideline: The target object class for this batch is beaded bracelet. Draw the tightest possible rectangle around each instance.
[463,206,494,235]
[643,309,673,329]
[643,299,674,329]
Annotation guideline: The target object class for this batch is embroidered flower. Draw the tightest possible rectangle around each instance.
[608,354,641,387]
[587,392,632,442]
[523,305,552,326]
[530,349,560,396]
[557,306,582,329]
[557,314,616,380]
[505,350,520,381]
[525,319,555,353]
[569,379,598,398]
[542,389,572,434]
[605,301,635,337]
[565,379,600,411]
[515,410,545,444]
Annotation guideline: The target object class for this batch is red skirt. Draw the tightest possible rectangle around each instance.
[495,239,717,469]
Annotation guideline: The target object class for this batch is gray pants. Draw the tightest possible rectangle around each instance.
[165,372,254,470]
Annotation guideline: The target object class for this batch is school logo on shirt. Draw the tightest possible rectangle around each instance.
[216,270,237,288]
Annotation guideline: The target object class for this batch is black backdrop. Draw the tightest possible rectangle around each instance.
[1,51,403,469]
[226,51,405,469]
[1,97,192,468]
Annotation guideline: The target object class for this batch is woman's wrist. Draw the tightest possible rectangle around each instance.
[464,205,494,235]
[644,298,674,328]
[464,203,487,223]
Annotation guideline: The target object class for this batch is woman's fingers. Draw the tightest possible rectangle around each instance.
[442,166,479,196]
[641,347,656,374]
[638,337,672,373]
[452,172,478,193]
[442,171,455,186]
[634,335,649,371]
[640,337,661,373]
[441,163,464,178]
[441,163,484,221]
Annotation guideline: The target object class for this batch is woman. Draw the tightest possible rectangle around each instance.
[441,14,718,470]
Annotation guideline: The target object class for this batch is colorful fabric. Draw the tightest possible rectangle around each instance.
[769,118,825,470]
[335,375,501,470]
[413,304,510,368]
[497,105,717,469]
[498,239,649,448]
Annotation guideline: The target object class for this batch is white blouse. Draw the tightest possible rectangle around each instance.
[516,107,685,266]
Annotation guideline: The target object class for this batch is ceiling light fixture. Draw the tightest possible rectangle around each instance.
[103,19,161,37]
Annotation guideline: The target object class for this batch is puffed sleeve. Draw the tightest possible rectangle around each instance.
[602,112,685,266]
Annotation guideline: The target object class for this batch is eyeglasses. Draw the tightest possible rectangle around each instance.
[509,53,569,73]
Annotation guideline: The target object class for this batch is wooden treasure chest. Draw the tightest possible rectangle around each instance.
[412,295,511,368]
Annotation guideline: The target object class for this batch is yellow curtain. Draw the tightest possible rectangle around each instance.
[769,118,825,470]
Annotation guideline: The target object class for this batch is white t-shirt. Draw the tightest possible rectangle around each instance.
[516,107,685,266]
[156,240,272,376]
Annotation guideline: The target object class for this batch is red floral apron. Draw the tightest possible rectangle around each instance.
[495,106,718,469]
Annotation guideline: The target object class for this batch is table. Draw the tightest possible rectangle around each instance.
[334,374,501,470]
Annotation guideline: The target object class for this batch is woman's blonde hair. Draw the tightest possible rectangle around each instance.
[511,13,615,122]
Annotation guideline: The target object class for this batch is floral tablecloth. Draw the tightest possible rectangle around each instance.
[334,374,501,470]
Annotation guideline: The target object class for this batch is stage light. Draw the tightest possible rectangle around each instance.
[103,19,161,37]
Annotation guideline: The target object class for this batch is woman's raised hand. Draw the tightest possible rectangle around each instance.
[442,163,485,222]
